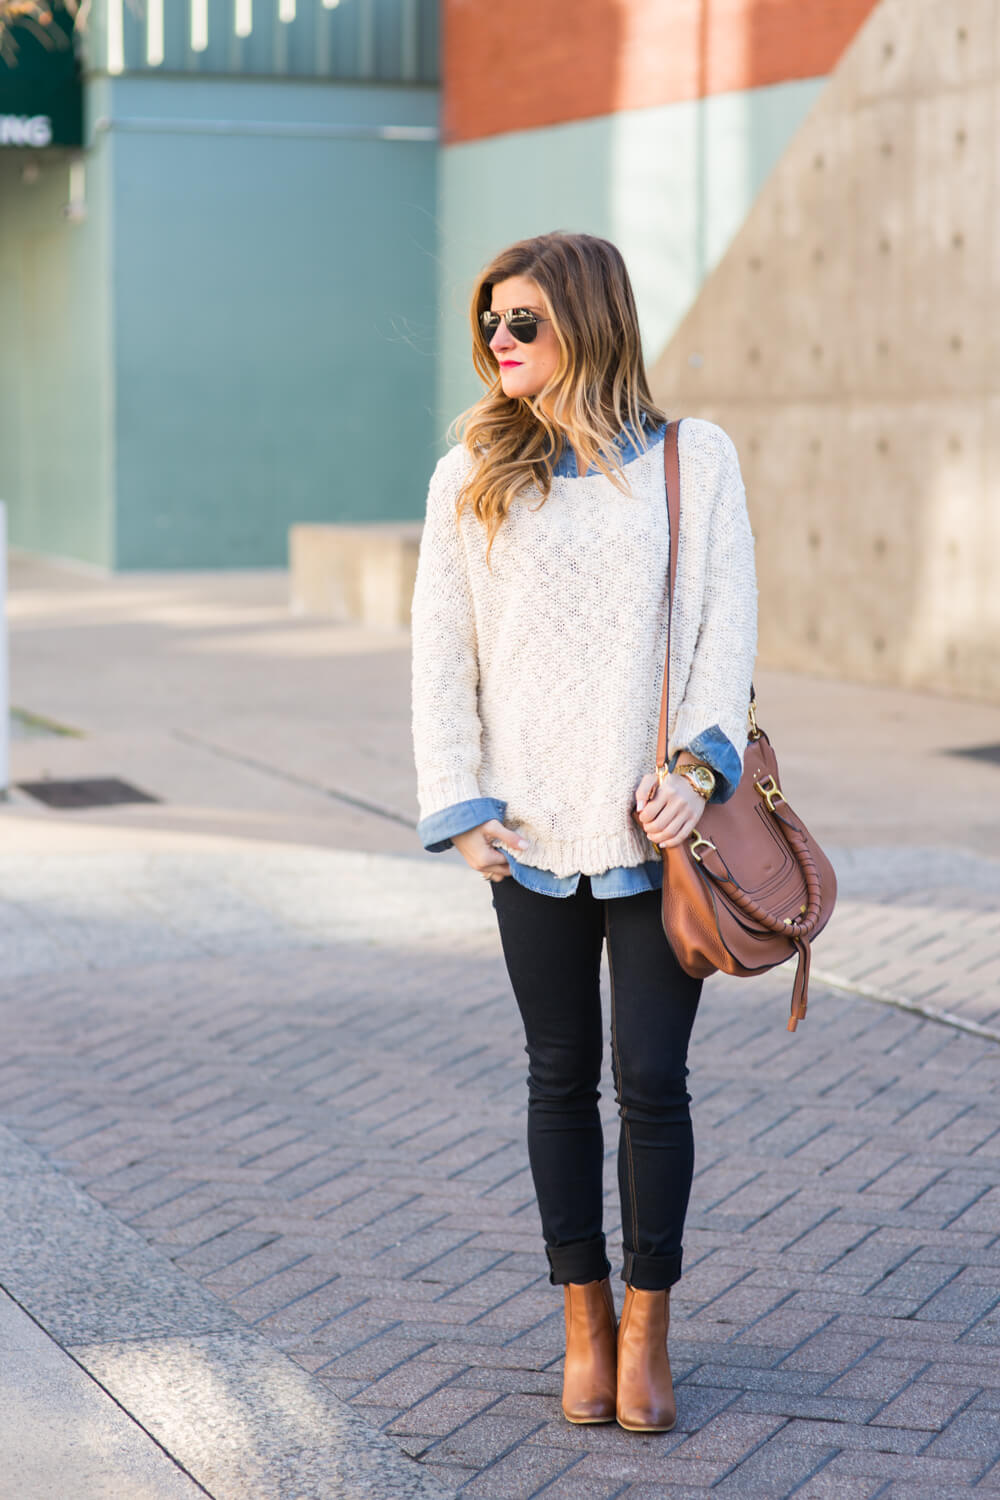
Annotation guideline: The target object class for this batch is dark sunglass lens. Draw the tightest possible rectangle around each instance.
[480,311,501,338]
[507,314,538,344]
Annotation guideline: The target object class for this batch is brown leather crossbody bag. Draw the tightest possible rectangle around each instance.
[638,419,837,1031]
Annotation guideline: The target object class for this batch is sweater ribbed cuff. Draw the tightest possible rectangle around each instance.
[417,772,483,820]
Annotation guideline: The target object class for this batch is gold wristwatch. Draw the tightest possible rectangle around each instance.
[678,763,716,801]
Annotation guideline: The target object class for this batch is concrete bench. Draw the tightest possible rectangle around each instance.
[289,522,423,627]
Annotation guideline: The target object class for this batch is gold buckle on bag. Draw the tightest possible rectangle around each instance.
[689,832,716,864]
[755,774,786,813]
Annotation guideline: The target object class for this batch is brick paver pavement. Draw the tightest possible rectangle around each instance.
[1,843,999,1499]
[812,849,1000,1040]
[4,559,1000,1497]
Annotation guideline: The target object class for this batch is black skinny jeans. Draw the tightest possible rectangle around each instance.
[490,873,702,1291]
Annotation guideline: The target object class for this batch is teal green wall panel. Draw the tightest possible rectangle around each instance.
[0,101,114,567]
[437,77,824,441]
[106,75,438,568]
[102,71,437,128]
[0,70,438,570]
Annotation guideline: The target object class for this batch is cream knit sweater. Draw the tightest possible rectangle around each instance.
[410,418,758,879]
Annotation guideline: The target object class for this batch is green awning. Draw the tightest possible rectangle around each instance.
[0,4,83,148]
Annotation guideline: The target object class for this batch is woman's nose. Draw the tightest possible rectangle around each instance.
[491,325,516,353]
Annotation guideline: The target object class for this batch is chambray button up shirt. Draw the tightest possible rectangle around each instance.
[415,418,742,899]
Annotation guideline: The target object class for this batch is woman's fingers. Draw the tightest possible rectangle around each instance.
[634,773,658,814]
[481,818,529,850]
[635,778,670,833]
[643,794,695,837]
[651,812,693,847]
[453,818,527,878]
[656,804,693,838]
[459,842,510,876]
[479,819,527,878]
[479,819,528,869]
[659,811,700,849]
[638,775,706,846]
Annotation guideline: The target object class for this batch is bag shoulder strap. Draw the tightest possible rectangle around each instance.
[656,418,682,775]
[657,418,756,775]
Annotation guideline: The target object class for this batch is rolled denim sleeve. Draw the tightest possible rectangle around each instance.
[417,796,507,853]
[669,725,744,803]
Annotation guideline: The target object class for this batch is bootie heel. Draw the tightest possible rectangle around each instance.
[561,1277,618,1424]
[616,1285,677,1432]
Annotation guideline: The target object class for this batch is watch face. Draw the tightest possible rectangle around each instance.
[686,767,713,794]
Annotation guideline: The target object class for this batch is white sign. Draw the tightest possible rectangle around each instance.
[0,114,54,147]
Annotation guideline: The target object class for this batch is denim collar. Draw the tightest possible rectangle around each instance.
[551,415,667,480]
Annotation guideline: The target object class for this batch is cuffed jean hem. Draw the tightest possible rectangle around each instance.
[545,1235,612,1287]
[621,1247,683,1291]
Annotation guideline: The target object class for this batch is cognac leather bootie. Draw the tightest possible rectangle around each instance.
[615,1285,677,1432]
[561,1277,618,1424]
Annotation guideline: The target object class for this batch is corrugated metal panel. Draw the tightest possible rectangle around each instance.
[97,0,438,81]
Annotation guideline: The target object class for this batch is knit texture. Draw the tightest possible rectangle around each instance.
[410,418,758,879]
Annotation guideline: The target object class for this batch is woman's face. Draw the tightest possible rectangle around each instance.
[486,276,561,402]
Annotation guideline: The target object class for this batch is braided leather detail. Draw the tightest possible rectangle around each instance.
[701,804,823,940]
[697,803,823,1032]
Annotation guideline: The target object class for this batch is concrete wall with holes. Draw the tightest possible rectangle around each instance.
[650,0,1000,702]
[0,0,439,569]
[435,0,880,439]
[436,80,826,440]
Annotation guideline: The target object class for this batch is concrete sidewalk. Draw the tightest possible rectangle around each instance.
[2,556,999,1499]
[0,1285,205,1500]
[0,1116,451,1500]
[6,553,1000,1030]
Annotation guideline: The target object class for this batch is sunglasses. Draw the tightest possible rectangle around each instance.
[480,308,550,344]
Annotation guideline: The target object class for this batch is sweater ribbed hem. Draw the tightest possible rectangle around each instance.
[494,819,655,880]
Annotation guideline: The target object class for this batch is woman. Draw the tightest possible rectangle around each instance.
[410,232,757,1433]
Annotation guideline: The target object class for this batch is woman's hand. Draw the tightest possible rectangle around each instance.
[453,819,529,881]
[634,771,705,851]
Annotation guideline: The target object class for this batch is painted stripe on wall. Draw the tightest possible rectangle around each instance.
[444,0,878,143]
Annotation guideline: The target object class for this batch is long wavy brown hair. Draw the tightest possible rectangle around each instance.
[451,232,667,562]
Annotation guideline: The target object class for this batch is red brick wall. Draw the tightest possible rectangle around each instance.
[444,0,880,143]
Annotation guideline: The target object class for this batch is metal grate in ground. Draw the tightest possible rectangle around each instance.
[16,777,160,810]
[944,743,1000,767]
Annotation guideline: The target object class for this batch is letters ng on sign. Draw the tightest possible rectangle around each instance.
[0,2,83,149]
[0,114,53,147]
